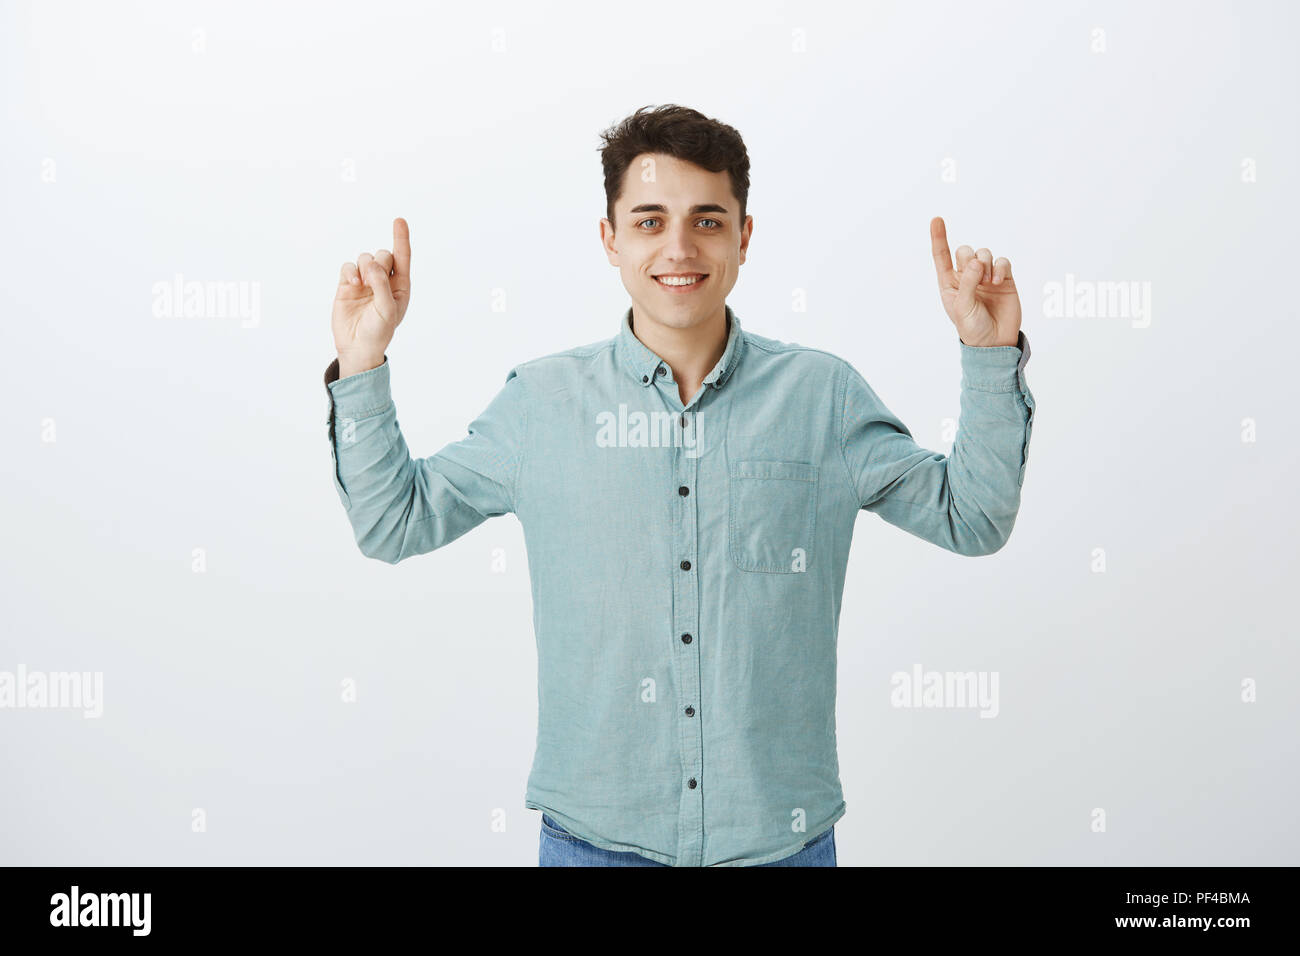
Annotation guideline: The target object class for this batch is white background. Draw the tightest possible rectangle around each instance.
[2,0,1296,864]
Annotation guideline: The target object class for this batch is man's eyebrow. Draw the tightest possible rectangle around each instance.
[627,203,729,216]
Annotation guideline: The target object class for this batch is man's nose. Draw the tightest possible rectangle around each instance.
[661,225,699,260]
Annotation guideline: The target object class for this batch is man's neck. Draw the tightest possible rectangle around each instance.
[630,304,729,404]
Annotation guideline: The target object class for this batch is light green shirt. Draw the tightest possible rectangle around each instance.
[323,304,1035,866]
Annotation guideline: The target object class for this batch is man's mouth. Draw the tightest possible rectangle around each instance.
[653,273,709,292]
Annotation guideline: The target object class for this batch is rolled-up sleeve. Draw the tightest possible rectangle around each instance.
[839,331,1034,556]
[323,356,528,563]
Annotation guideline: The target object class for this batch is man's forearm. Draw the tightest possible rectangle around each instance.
[338,354,386,379]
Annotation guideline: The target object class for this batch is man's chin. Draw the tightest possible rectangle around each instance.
[641,301,718,329]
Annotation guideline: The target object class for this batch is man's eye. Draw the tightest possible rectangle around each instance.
[636,218,723,229]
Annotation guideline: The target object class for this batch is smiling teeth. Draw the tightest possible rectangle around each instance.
[657,275,703,286]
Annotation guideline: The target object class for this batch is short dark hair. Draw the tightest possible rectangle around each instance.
[598,104,750,232]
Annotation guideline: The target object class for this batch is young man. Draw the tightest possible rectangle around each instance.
[323,104,1035,867]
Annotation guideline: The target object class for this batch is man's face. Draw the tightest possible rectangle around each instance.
[600,152,752,333]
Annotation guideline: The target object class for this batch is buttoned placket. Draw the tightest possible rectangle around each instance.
[662,369,705,867]
[615,308,741,865]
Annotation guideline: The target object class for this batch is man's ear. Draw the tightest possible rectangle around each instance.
[600,218,620,266]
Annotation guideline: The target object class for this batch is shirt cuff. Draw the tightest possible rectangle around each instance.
[324,355,392,421]
[958,330,1030,391]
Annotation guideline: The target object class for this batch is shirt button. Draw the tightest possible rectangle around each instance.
[685,705,695,717]
[655,365,666,376]
[680,560,691,571]
[681,633,692,644]
[678,485,689,496]
[680,414,688,427]
[688,778,697,789]
[641,375,649,383]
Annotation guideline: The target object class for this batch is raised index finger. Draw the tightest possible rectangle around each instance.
[930,216,955,289]
[392,217,411,280]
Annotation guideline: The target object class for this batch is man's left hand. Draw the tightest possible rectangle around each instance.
[930,216,1022,348]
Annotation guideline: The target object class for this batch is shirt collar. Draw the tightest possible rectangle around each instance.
[616,304,745,391]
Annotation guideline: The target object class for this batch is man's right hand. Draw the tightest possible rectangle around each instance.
[332,217,412,378]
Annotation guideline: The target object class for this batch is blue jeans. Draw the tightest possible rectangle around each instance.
[539,813,836,867]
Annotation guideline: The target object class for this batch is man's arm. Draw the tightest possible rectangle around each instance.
[323,216,527,563]
[324,355,528,563]
[839,332,1034,556]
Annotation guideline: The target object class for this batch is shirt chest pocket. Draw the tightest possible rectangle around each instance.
[728,459,819,573]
